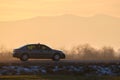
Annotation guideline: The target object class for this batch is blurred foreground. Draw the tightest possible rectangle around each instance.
[0,61,120,76]
[1,75,120,80]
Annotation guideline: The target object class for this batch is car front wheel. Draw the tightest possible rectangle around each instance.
[52,54,60,61]
[20,54,29,61]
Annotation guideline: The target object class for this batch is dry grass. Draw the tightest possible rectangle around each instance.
[61,44,120,60]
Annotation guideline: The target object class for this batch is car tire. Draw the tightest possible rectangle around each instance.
[20,54,29,61]
[52,54,60,61]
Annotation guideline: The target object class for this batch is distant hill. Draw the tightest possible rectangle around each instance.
[0,14,120,49]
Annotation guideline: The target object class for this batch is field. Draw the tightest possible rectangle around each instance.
[0,75,120,80]
[0,45,120,79]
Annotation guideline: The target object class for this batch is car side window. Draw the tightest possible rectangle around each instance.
[27,45,36,50]
[36,44,41,50]
[41,45,46,50]
[41,45,50,50]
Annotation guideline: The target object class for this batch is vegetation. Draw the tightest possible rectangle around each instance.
[61,44,120,60]
[0,44,120,61]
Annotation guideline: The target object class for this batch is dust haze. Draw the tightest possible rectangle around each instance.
[0,14,120,62]
[0,44,120,62]
[0,14,120,49]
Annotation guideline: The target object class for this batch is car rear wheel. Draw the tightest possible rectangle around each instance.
[20,54,29,61]
[52,54,60,61]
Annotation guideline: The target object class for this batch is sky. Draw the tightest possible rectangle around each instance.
[0,0,120,50]
[0,0,120,21]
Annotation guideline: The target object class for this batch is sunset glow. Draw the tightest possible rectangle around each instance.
[0,0,120,21]
[0,0,120,49]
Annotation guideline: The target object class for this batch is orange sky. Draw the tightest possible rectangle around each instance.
[0,0,120,21]
[0,0,120,50]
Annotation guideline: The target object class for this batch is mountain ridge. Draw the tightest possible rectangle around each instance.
[0,14,119,23]
[0,14,120,49]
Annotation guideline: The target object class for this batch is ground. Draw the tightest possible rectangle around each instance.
[0,75,120,80]
[0,60,120,80]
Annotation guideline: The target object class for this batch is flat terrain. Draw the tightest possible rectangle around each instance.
[0,59,120,66]
[0,59,120,76]
[0,75,120,80]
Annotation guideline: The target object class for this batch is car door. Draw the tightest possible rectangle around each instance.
[27,44,42,58]
[39,45,53,58]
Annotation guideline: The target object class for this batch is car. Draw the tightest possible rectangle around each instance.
[13,43,65,61]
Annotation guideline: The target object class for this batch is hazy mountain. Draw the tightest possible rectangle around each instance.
[0,14,120,49]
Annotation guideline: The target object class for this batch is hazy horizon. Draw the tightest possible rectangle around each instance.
[0,14,119,22]
[0,14,120,50]
[0,0,120,50]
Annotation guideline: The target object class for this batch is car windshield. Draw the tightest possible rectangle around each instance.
[18,45,26,49]
[19,44,34,49]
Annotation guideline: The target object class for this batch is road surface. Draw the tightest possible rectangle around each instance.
[0,59,120,66]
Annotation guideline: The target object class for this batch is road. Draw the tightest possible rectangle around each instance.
[0,59,120,66]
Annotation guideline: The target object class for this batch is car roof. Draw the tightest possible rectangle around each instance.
[26,43,47,46]
[23,43,52,49]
